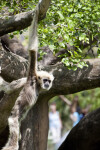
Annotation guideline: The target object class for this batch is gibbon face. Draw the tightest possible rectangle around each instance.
[37,71,54,90]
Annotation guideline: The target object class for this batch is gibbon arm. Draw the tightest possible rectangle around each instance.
[27,7,39,80]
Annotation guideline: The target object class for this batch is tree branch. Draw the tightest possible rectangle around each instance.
[58,108,100,150]
[59,95,71,106]
[0,11,33,37]
[1,50,100,95]
[0,50,28,82]
[1,34,28,59]
[0,0,51,36]
[39,0,51,20]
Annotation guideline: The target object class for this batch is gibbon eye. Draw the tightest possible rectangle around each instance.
[48,80,51,83]
[43,79,51,83]
[43,79,48,82]
[38,76,41,80]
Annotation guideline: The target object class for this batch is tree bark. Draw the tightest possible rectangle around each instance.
[58,108,100,150]
[0,50,28,82]
[19,95,50,150]
[1,35,28,59]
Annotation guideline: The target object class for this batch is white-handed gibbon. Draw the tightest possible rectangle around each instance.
[2,5,54,150]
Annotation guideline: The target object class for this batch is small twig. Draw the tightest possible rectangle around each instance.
[59,95,71,106]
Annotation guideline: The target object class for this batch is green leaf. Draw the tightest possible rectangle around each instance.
[77,63,83,69]
[43,34,46,38]
[72,66,77,71]
[57,11,64,20]
[97,48,100,55]
[59,42,65,48]
[49,45,55,50]
[62,58,70,66]
[79,33,86,41]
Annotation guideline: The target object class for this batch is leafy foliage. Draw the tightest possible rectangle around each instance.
[0,0,37,15]
[1,0,100,69]
[38,0,100,69]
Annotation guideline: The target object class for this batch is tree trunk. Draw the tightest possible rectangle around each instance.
[19,95,50,150]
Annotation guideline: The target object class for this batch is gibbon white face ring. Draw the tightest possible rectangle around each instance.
[37,71,54,90]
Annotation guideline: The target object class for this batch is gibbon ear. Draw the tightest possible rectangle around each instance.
[48,71,54,76]
[49,71,54,79]
[51,74,55,81]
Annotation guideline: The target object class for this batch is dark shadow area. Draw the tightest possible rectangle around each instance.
[0,126,9,149]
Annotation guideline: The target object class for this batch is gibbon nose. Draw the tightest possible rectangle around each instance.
[45,83,49,88]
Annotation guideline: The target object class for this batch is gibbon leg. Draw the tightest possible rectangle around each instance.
[0,76,27,94]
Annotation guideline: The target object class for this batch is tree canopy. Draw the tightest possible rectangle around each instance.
[1,0,100,70]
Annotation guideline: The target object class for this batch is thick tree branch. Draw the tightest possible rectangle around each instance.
[58,108,100,150]
[0,50,28,82]
[1,50,100,95]
[1,34,28,59]
[0,11,33,37]
[39,0,51,20]
[0,0,51,36]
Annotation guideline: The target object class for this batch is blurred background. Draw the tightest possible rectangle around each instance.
[47,88,100,150]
